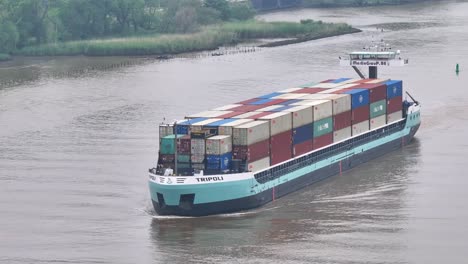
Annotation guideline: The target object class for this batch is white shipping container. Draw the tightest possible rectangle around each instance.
[370,115,386,130]
[190,138,206,154]
[311,83,344,88]
[281,105,313,128]
[299,94,332,100]
[233,120,270,146]
[387,110,403,123]
[190,118,222,132]
[258,111,292,135]
[206,135,232,155]
[352,120,370,136]
[186,110,232,119]
[279,87,303,93]
[366,78,389,84]
[218,119,253,135]
[212,104,242,111]
[159,124,174,139]
[233,112,263,119]
[317,87,345,94]
[191,154,205,164]
[339,78,361,84]
[256,105,286,112]
[247,156,270,172]
[300,93,352,114]
[335,83,358,89]
[271,93,309,100]
[291,99,332,121]
[333,126,352,142]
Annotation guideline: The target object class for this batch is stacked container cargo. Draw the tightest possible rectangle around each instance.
[343,89,370,136]
[206,135,233,172]
[287,105,314,157]
[385,80,404,123]
[232,121,270,172]
[258,112,293,165]
[353,83,387,130]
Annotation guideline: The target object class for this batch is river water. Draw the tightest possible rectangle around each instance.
[1,1,468,263]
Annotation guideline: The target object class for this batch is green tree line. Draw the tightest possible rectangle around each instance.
[0,0,255,54]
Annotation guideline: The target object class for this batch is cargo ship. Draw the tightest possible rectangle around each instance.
[148,41,421,216]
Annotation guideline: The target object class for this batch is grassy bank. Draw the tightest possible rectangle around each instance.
[16,20,358,57]
[0,53,11,61]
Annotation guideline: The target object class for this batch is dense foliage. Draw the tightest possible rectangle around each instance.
[0,0,255,54]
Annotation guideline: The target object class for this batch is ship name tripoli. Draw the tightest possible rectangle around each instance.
[196,176,225,182]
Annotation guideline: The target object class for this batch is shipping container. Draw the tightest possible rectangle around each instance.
[159,124,174,139]
[248,111,275,119]
[177,154,191,163]
[217,119,253,135]
[206,152,232,171]
[270,130,293,165]
[311,82,345,88]
[313,133,333,150]
[355,83,386,103]
[206,135,232,155]
[300,94,351,115]
[279,87,303,93]
[333,127,351,142]
[299,82,318,88]
[186,110,231,119]
[285,105,313,128]
[248,98,277,105]
[335,83,360,89]
[293,123,313,145]
[177,135,191,154]
[256,105,287,112]
[270,105,296,112]
[281,99,304,105]
[176,118,207,135]
[160,135,184,154]
[343,89,370,109]
[351,105,370,124]
[317,87,346,94]
[353,78,373,84]
[232,111,265,119]
[257,92,284,99]
[233,120,270,146]
[333,110,352,131]
[313,117,333,138]
[217,111,246,119]
[212,104,242,111]
[159,154,175,163]
[293,140,313,157]
[229,104,265,112]
[236,98,258,105]
[365,78,389,84]
[190,138,205,154]
[370,115,386,130]
[254,99,288,106]
[190,118,223,132]
[291,88,327,94]
[258,111,292,136]
[387,110,403,123]
[271,93,309,100]
[232,139,270,162]
[352,120,370,136]
[247,156,270,172]
[191,153,205,163]
[370,99,387,119]
[205,118,238,128]
[385,80,403,99]
[331,77,352,83]
[387,96,403,114]
[291,99,333,121]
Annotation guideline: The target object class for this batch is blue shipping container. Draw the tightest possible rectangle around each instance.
[385,80,403,99]
[332,77,351,83]
[258,92,283,99]
[271,105,295,112]
[205,118,238,127]
[293,123,313,145]
[206,153,232,170]
[248,98,275,105]
[176,118,207,134]
[344,89,370,109]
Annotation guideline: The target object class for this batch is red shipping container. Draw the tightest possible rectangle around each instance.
[270,130,292,165]
[355,83,386,103]
[250,111,274,119]
[330,89,348,94]
[293,140,313,157]
[387,96,403,114]
[334,110,352,131]
[237,98,259,105]
[351,105,370,124]
[229,104,265,112]
[233,139,270,162]
[353,78,373,84]
[261,99,288,106]
[177,135,191,154]
[321,79,334,83]
[216,111,245,118]
[291,88,327,94]
[313,133,333,150]
[159,154,175,163]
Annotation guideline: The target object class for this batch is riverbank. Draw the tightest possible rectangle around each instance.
[14,20,358,57]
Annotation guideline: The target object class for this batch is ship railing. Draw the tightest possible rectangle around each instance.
[254,119,406,184]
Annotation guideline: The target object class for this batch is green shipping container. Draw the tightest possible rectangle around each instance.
[177,162,191,169]
[313,117,333,138]
[370,100,387,119]
[177,154,191,163]
[160,134,184,154]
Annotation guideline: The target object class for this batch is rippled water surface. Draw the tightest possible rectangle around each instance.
[1,1,468,263]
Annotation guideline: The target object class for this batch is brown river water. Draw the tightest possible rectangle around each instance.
[1,1,468,263]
